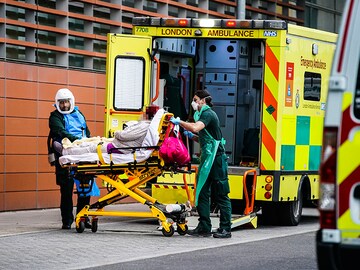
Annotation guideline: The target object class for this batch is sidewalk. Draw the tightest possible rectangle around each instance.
[0,203,151,236]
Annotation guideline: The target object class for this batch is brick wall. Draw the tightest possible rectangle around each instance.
[0,61,106,211]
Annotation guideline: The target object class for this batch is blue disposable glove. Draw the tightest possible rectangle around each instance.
[170,116,180,125]
[183,130,194,139]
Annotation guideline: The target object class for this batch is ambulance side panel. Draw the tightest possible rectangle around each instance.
[274,26,336,202]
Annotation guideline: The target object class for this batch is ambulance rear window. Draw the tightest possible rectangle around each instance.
[113,56,144,111]
[304,72,321,101]
[353,67,360,119]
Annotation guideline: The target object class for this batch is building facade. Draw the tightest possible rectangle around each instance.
[0,0,344,211]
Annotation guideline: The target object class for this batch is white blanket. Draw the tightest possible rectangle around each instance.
[59,109,165,166]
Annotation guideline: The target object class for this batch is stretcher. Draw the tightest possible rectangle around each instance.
[60,109,192,237]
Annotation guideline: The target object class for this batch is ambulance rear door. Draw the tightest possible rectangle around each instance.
[104,34,153,137]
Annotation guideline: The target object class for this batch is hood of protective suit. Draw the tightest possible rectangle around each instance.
[55,88,75,114]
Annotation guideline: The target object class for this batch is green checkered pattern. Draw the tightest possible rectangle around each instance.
[281,116,322,171]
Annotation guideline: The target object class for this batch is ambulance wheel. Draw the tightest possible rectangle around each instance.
[91,220,98,233]
[162,225,175,237]
[76,221,85,233]
[279,188,304,226]
[177,224,188,235]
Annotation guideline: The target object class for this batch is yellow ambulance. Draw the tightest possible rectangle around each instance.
[104,17,336,226]
[316,0,360,268]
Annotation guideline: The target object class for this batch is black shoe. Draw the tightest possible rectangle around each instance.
[187,227,212,237]
[213,228,231,238]
[62,224,71,230]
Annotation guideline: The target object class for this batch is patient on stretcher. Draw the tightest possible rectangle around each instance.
[57,120,151,156]
[58,108,165,166]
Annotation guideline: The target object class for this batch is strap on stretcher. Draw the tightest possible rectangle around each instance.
[96,143,106,164]
[96,143,142,166]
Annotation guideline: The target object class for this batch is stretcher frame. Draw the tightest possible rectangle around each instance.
[63,112,191,237]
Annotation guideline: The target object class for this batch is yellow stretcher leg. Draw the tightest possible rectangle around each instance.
[75,168,189,236]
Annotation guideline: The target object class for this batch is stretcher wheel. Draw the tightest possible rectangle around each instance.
[76,221,85,233]
[176,224,188,235]
[91,220,98,233]
[161,225,175,237]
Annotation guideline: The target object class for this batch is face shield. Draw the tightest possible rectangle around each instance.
[55,88,75,114]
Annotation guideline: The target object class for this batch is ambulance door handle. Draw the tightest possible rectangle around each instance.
[229,57,236,60]
[227,115,234,118]
[228,93,235,96]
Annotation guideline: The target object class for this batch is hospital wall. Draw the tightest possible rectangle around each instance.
[0,61,107,211]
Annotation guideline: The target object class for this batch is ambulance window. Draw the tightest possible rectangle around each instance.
[113,57,144,111]
[353,67,360,119]
[304,72,321,101]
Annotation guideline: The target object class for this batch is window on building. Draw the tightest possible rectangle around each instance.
[93,23,111,36]
[209,2,218,12]
[36,12,57,27]
[69,54,85,68]
[69,36,85,50]
[122,28,133,34]
[37,0,56,9]
[304,72,321,101]
[93,40,107,53]
[122,0,135,8]
[36,49,56,64]
[187,10,197,18]
[69,1,85,14]
[6,6,25,21]
[69,18,85,32]
[93,57,106,71]
[225,6,236,16]
[6,25,26,41]
[143,1,157,12]
[168,6,179,17]
[187,0,199,7]
[122,13,134,25]
[305,0,344,33]
[94,6,110,20]
[36,30,57,45]
[6,45,26,60]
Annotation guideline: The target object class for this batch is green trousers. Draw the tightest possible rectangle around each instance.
[196,154,232,232]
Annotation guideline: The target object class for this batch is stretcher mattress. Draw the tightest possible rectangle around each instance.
[59,109,165,166]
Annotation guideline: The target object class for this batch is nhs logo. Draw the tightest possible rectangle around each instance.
[263,31,277,37]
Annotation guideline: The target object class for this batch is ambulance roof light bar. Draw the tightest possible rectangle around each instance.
[191,19,222,28]
[132,17,287,30]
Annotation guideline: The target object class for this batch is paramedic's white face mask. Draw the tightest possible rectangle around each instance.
[191,101,199,111]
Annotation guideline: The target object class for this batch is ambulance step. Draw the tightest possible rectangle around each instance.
[186,212,257,231]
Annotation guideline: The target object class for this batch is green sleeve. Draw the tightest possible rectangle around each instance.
[49,111,79,142]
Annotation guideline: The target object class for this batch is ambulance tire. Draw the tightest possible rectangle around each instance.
[279,188,303,226]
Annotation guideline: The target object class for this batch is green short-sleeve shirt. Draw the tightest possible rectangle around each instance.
[198,108,225,153]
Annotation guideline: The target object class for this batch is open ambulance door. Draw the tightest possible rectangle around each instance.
[104,34,153,137]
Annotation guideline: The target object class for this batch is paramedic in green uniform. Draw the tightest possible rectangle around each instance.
[170,89,232,238]
[49,88,92,230]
